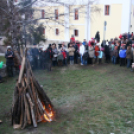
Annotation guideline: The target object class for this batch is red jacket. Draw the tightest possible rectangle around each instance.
[61,51,67,59]
[95,46,100,56]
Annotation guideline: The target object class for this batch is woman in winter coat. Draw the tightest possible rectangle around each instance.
[88,42,94,64]
[52,43,58,66]
[68,44,75,65]
[126,46,132,68]
[112,46,118,64]
[5,46,14,77]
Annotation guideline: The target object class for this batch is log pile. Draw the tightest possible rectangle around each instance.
[11,54,54,129]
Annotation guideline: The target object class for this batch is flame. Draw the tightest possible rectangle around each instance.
[43,105,54,122]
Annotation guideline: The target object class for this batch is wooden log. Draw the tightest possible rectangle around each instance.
[21,95,27,129]
[32,76,53,110]
[20,91,25,128]
[26,93,37,128]
[31,78,38,121]
[18,57,25,84]
[24,94,31,125]
[37,96,52,121]
[12,85,19,125]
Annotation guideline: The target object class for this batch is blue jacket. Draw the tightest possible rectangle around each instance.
[119,49,126,58]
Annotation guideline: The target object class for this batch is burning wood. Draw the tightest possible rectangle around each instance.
[11,54,55,129]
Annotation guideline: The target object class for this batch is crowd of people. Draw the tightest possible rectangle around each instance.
[2,31,134,80]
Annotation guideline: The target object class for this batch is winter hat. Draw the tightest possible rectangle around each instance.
[7,46,12,50]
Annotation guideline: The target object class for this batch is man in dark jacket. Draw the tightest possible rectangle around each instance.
[104,44,110,63]
[5,46,14,77]
[95,31,100,42]
[73,42,79,64]
[43,46,52,71]
[32,45,39,70]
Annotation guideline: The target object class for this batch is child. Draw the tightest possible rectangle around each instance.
[119,44,126,66]
[68,44,75,65]
[94,43,100,64]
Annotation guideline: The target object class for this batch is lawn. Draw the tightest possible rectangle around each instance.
[0,63,134,134]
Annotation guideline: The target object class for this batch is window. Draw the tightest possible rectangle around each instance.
[74,29,78,37]
[55,9,58,20]
[105,5,110,15]
[56,28,59,35]
[41,10,45,19]
[75,9,79,20]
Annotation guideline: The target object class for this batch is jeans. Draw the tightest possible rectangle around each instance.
[112,56,117,64]
[70,56,74,61]
[63,58,67,66]
[83,60,87,65]
[81,56,83,64]
[127,59,131,68]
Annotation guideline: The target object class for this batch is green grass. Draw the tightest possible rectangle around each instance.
[0,63,134,134]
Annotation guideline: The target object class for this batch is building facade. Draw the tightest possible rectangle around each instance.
[15,0,134,42]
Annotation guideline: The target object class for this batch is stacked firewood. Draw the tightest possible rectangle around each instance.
[11,54,54,129]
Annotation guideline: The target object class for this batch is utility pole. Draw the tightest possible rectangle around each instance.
[103,21,107,41]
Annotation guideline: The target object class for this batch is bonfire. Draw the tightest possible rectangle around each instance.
[11,52,55,129]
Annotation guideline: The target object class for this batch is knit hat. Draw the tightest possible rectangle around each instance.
[7,46,12,50]
[132,44,134,47]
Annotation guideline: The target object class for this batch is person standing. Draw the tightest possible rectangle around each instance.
[68,44,75,65]
[82,43,88,65]
[32,45,39,70]
[95,31,100,43]
[61,45,68,66]
[112,46,118,64]
[104,42,110,63]
[52,43,58,67]
[73,42,79,64]
[119,44,126,66]
[70,35,75,43]
[79,43,85,65]
[5,46,14,77]
[126,46,132,68]
[94,43,100,64]
[43,46,52,71]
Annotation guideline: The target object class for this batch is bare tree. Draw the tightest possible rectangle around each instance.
[0,0,100,48]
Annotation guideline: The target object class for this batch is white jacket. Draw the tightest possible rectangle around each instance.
[80,45,85,56]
